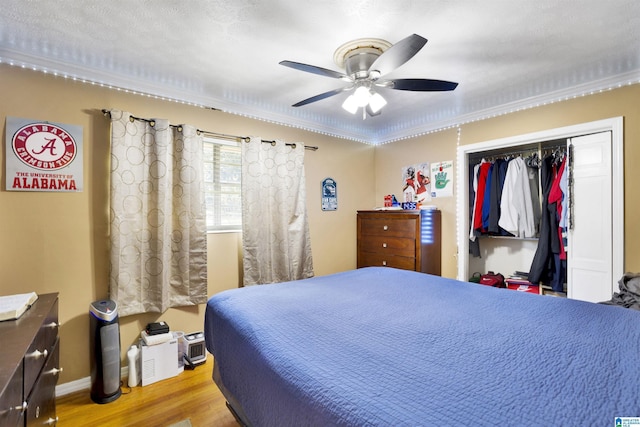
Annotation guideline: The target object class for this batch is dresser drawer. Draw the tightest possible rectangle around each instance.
[0,359,24,427]
[26,338,59,427]
[358,235,415,257]
[357,252,416,271]
[359,217,417,238]
[24,299,58,395]
[0,294,59,427]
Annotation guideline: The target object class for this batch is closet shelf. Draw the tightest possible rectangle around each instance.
[481,235,538,242]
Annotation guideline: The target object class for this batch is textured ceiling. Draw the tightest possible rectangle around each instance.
[1,0,639,144]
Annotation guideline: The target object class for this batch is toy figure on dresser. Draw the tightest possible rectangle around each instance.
[383,194,401,208]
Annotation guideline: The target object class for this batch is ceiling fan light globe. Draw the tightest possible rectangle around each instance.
[353,86,371,107]
[342,95,359,114]
[369,92,387,113]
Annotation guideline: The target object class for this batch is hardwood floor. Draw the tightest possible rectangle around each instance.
[56,355,238,427]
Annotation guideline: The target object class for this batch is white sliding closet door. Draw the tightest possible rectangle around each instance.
[567,132,613,302]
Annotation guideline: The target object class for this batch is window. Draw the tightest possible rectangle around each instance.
[203,137,241,232]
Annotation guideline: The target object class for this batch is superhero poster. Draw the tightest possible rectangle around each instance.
[401,162,431,203]
[6,116,83,192]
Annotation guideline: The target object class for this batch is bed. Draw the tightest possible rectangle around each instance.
[204,267,640,426]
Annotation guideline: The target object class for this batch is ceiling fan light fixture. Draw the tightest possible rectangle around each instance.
[342,94,359,114]
[353,85,371,107]
[368,92,387,113]
[343,84,387,115]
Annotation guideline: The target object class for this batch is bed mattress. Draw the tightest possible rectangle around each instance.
[204,267,640,426]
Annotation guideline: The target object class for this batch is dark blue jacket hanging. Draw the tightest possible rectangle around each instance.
[528,155,561,284]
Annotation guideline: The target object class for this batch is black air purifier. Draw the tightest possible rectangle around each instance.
[89,299,122,404]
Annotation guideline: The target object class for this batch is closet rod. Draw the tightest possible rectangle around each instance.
[540,140,568,156]
[469,139,570,163]
[101,109,318,151]
[469,146,539,163]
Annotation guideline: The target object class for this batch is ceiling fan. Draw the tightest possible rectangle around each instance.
[280,34,458,118]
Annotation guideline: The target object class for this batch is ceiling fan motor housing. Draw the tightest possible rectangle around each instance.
[344,48,382,79]
[334,38,391,79]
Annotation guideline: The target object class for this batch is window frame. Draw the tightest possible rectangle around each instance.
[203,136,242,233]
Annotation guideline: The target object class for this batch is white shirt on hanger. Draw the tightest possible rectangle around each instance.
[498,157,536,238]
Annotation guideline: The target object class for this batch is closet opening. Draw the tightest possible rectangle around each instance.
[456,117,624,303]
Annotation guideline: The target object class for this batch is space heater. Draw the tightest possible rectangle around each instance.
[89,299,122,403]
[184,331,207,366]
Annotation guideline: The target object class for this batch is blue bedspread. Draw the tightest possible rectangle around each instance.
[204,267,640,426]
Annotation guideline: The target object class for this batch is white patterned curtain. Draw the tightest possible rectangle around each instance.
[241,137,314,285]
[108,110,208,316]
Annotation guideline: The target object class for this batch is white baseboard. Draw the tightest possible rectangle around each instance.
[56,366,129,397]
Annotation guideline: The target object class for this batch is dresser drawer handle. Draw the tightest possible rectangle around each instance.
[45,416,58,425]
[14,401,27,413]
[383,225,388,231]
[382,243,387,248]
[28,349,48,359]
[48,367,64,376]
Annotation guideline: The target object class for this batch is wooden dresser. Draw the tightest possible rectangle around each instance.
[357,209,441,275]
[0,293,60,426]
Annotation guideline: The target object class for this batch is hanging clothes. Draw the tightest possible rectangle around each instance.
[469,162,481,257]
[498,157,536,238]
[526,156,542,235]
[481,163,494,231]
[469,154,541,240]
[473,162,492,234]
[528,155,556,284]
[487,158,510,235]
[547,155,562,257]
[529,152,565,289]
[469,162,481,241]
[547,154,568,292]
[558,158,569,255]
[549,156,567,260]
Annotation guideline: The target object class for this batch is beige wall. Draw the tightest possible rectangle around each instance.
[374,84,640,278]
[2,63,639,385]
[374,129,460,276]
[0,64,374,384]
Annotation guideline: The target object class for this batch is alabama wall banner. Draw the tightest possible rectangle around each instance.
[6,116,83,192]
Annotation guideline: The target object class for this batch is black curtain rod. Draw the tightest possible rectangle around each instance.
[101,109,318,151]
